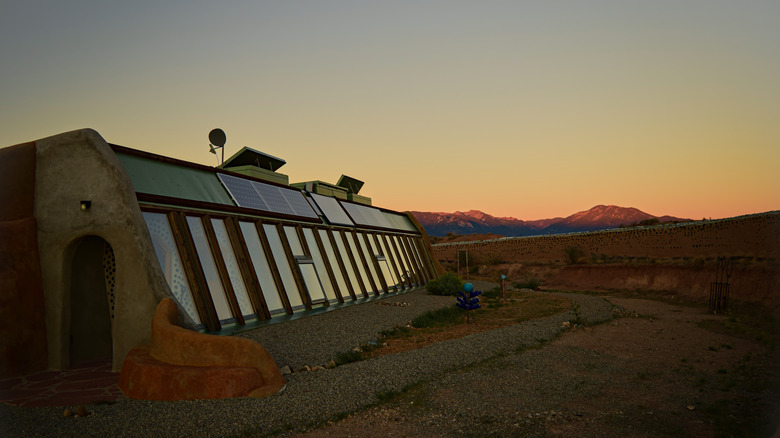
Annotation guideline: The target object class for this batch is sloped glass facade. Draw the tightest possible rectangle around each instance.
[123,147,437,332]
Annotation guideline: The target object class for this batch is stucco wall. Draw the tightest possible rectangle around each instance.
[33,129,176,372]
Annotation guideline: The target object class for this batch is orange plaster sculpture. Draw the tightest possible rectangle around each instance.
[118,299,285,400]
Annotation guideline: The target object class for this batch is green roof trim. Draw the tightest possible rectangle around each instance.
[117,153,235,205]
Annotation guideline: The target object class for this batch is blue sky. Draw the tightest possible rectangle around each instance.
[2,1,778,219]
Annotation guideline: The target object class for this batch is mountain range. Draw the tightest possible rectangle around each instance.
[410,205,690,237]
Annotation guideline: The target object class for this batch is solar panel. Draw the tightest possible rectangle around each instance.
[251,181,290,213]
[305,194,323,216]
[281,189,319,218]
[310,193,354,226]
[217,173,269,211]
[218,172,318,219]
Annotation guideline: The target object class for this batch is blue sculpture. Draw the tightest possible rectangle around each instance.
[456,282,482,323]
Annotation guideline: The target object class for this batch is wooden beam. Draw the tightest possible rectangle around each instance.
[361,232,389,293]
[201,216,245,326]
[277,224,312,309]
[256,222,293,314]
[326,229,356,301]
[339,230,368,297]
[310,226,344,303]
[167,212,220,331]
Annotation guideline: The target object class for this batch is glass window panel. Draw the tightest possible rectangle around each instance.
[377,236,400,287]
[211,219,255,319]
[392,235,412,284]
[357,233,383,292]
[333,232,364,297]
[298,262,326,303]
[263,224,304,310]
[238,222,285,314]
[142,212,201,324]
[400,236,420,283]
[345,232,373,293]
[402,236,422,284]
[340,202,368,225]
[318,229,350,300]
[303,229,335,301]
[283,226,305,256]
[186,216,233,322]
[368,207,393,229]
[379,260,396,290]
[409,238,428,279]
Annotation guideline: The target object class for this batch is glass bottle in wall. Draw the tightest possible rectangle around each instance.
[141,212,202,325]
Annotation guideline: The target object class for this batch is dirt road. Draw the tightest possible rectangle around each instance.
[289,295,780,437]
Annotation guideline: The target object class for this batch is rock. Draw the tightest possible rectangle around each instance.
[63,408,73,417]
[687,405,696,411]
[561,321,571,328]
[311,366,325,371]
[280,365,292,375]
[325,360,337,369]
[296,365,311,373]
[75,405,89,417]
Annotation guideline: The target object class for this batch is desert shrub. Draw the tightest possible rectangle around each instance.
[411,305,463,328]
[334,349,362,365]
[514,278,542,290]
[482,286,502,299]
[564,246,585,265]
[639,218,661,226]
[425,272,462,296]
[484,253,503,266]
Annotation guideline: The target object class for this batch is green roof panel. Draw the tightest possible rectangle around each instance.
[117,153,235,205]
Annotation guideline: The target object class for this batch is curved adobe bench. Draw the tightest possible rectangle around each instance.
[118,299,285,400]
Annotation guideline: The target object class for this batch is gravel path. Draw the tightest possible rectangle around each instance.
[0,285,614,438]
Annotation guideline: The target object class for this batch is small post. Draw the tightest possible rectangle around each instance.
[500,274,507,300]
[465,250,469,280]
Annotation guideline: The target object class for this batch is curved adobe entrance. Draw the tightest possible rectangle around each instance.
[69,236,115,367]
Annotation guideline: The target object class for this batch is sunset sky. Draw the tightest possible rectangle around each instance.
[2,1,778,220]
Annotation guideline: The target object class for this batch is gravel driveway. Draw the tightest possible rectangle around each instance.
[6,286,774,437]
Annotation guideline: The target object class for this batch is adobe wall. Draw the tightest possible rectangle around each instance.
[434,212,780,264]
[0,143,48,378]
[33,129,181,372]
[546,264,779,312]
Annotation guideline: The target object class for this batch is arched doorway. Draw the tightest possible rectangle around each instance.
[69,236,114,367]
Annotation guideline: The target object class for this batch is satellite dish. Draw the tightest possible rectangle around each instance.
[209,128,226,147]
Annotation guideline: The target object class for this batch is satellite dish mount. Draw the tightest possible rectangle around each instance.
[209,128,227,165]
